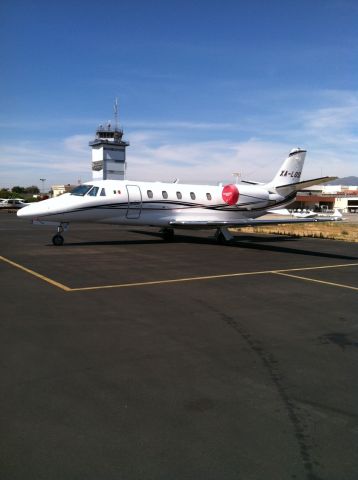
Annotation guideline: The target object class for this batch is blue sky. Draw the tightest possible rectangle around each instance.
[1,0,357,188]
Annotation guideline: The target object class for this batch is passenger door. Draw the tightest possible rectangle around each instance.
[126,185,142,219]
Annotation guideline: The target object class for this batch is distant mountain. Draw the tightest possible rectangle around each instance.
[326,176,358,185]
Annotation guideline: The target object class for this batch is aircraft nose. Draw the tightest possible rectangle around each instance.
[17,204,32,218]
[17,202,47,218]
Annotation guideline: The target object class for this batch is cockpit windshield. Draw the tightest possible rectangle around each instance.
[87,186,99,196]
[70,185,93,196]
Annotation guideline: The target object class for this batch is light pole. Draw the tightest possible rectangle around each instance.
[40,178,46,194]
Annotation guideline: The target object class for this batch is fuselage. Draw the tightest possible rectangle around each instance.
[17,179,287,226]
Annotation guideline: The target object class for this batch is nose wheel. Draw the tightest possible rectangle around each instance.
[52,223,68,246]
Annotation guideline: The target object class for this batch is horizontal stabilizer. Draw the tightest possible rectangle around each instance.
[240,180,265,185]
[275,176,337,194]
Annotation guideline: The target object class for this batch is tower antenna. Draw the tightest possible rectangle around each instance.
[114,97,119,130]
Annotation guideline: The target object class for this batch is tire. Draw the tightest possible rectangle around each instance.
[52,234,64,246]
[161,228,175,241]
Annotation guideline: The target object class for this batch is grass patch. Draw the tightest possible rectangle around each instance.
[233,222,358,242]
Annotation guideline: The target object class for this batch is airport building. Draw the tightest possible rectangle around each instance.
[290,185,358,213]
[89,100,129,181]
[52,184,76,197]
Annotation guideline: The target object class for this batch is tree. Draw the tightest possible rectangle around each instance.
[0,188,10,198]
[24,186,40,194]
[11,186,26,194]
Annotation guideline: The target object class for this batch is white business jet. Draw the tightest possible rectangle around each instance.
[18,148,341,245]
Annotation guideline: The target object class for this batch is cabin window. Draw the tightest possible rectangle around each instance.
[206,193,212,201]
[162,191,168,199]
[87,186,99,196]
[70,185,93,196]
[176,191,182,200]
[147,190,153,199]
[100,188,106,196]
[190,192,196,200]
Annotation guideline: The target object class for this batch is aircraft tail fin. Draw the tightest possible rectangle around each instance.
[267,148,307,190]
[265,148,336,196]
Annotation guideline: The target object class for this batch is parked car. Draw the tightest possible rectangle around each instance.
[0,198,30,209]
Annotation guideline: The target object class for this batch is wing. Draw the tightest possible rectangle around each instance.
[169,216,342,229]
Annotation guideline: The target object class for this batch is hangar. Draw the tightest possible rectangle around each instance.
[290,184,358,213]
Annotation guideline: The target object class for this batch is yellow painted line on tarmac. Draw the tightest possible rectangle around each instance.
[69,269,274,292]
[70,262,358,292]
[1,255,357,293]
[276,262,358,273]
[0,255,71,292]
[274,272,358,291]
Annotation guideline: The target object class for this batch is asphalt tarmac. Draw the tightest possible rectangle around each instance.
[1,211,357,480]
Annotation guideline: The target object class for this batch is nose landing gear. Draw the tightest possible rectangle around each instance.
[52,223,68,246]
[52,233,64,246]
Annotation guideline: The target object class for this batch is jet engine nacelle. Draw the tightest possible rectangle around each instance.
[222,184,239,205]
[222,184,269,208]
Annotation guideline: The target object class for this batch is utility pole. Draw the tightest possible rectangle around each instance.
[40,178,46,194]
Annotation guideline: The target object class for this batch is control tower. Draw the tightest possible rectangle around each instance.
[89,99,129,181]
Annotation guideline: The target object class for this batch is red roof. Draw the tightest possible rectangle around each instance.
[296,195,335,202]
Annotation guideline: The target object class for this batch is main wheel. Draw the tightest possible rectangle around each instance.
[161,228,175,241]
[52,234,64,246]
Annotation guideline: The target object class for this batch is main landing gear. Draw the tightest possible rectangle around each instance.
[52,223,68,246]
[215,227,234,244]
[160,227,175,241]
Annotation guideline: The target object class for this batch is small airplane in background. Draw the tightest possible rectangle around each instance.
[270,208,343,219]
[18,148,342,245]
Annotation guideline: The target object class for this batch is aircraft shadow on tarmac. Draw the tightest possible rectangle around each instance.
[61,230,357,261]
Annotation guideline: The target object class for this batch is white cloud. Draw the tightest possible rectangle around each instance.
[303,98,358,133]
[0,136,91,187]
[127,136,292,183]
[63,134,90,154]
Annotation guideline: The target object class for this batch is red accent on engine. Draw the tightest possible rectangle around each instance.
[222,184,239,205]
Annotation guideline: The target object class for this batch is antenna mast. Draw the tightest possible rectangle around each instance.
[114,97,119,130]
